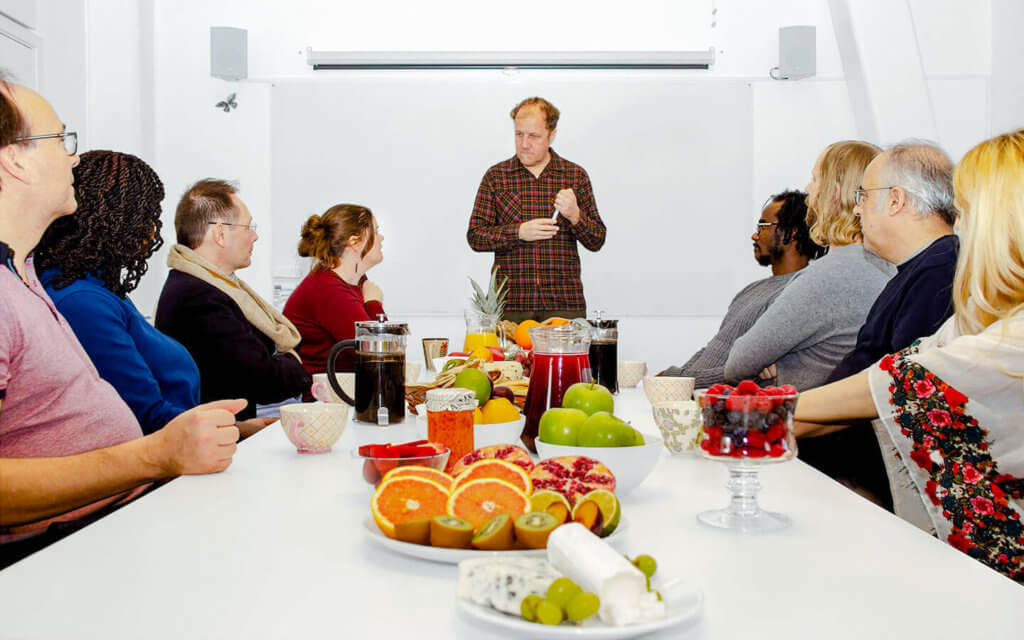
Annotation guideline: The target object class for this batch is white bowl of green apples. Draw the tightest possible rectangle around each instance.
[535,383,663,496]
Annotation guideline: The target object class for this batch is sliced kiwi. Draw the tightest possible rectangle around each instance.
[430,515,474,548]
[471,513,515,551]
[393,517,432,545]
[514,511,560,549]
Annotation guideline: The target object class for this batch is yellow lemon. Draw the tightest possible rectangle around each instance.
[469,346,493,362]
[481,397,521,424]
[473,408,484,424]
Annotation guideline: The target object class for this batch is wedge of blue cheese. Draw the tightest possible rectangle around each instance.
[457,557,561,615]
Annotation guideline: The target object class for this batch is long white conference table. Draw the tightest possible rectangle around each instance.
[0,388,1021,638]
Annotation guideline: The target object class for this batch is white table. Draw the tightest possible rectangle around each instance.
[1,389,1021,638]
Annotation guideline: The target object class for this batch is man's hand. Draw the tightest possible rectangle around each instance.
[148,399,245,476]
[759,363,778,381]
[362,279,383,303]
[237,417,278,440]
[554,189,581,225]
[518,218,559,242]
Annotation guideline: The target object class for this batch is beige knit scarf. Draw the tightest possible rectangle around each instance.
[167,244,301,353]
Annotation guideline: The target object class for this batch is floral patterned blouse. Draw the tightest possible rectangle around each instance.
[867,314,1024,582]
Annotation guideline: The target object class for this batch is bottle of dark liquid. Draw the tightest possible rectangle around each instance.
[588,316,618,394]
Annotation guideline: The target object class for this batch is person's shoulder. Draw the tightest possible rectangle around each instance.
[913,235,960,270]
[550,150,589,177]
[161,270,233,308]
[487,156,519,175]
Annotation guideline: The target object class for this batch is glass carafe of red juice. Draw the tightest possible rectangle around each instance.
[522,319,593,452]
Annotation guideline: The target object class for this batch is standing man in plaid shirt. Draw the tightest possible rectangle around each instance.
[467,97,606,324]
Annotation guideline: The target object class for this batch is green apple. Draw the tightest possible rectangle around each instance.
[539,408,588,446]
[632,428,646,446]
[577,411,636,447]
[561,383,614,416]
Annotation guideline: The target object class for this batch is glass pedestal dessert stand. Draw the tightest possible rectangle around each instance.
[695,388,799,533]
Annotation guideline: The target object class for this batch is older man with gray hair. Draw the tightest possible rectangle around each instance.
[799,141,958,509]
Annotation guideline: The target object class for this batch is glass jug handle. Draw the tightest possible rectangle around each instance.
[325,339,357,406]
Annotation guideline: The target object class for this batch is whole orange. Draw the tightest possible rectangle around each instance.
[515,319,540,349]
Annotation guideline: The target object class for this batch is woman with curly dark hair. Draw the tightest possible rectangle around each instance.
[33,150,201,435]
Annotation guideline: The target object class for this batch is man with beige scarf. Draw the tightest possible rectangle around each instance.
[155,179,311,420]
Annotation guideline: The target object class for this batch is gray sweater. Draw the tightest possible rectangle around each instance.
[724,244,895,390]
[664,272,798,387]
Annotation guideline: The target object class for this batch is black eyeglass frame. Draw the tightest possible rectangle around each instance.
[13,131,78,155]
[207,221,258,233]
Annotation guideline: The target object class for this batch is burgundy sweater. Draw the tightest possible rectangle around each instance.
[283,269,386,375]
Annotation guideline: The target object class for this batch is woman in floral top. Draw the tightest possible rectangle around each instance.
[794,129,1024,582]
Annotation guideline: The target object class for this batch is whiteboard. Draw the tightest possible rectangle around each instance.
[270,74,753,317]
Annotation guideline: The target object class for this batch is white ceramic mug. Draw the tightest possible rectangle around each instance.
[617,360,647,388]
[642,375,696,404]
[279,402,349,453]
[311,372,355,404]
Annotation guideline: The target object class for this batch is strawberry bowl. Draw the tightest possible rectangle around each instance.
[354,441,450,487]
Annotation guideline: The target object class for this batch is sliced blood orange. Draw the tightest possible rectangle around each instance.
[446,478,532,529]
[382,465,454,490]
[371,476,450,538]
[450,443,534,476]
[451,458,533,495]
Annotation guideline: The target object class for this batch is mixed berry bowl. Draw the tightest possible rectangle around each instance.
[697,381,798,462]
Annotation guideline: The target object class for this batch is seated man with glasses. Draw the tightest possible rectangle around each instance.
[155,179,311,420]
[799,141,959,509]
[1,75,242,566]
[660,190,826,385]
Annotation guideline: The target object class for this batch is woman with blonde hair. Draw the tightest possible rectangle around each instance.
[725,140,894,390]
[794,130,1024,581]
[283,204,386,376]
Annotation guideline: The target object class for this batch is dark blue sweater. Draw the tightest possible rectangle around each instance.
[41,269,201,435]
[825,234,959,383]
[800,234,959,509]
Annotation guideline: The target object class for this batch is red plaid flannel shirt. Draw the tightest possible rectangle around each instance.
[467,149,606,312]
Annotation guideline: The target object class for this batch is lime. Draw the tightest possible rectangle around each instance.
[520,594,543,622]
[565,592,600,622]
[546,577,581,611]
[576,489,620,536]
[453,368,492,406]
[535,599,564,625]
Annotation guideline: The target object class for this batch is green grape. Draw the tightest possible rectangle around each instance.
[645,574,651,592]
[633,554,658,578]
[521,594,543,622]
[535,599,564,625]
[565,592,601,622]
[546,577,582,610]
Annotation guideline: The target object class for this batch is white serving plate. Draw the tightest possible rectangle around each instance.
[457,575,703,638]
[362,515,629,565]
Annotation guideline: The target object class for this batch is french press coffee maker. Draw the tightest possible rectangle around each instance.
[327,319,408,425]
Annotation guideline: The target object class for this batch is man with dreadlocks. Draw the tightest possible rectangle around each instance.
[659,190,826,387]
[0,74,243,566]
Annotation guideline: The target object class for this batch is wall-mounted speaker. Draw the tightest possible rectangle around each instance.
[774,25,816,80]
[210,26,247,81]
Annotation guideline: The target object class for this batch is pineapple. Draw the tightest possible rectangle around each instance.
[469,267,509,318]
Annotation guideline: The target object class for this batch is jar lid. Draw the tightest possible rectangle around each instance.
[425,388,477,412]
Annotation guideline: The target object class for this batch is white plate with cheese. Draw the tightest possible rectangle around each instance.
[457,570,703,638]
[362,516,630,564]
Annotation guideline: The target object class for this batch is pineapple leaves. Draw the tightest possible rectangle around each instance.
[468,266,509,316]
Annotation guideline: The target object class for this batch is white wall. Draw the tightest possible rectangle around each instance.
[21,0,1008,373]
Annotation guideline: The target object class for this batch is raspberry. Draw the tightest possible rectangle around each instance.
[735,380,761,396]
[725,395,748,412]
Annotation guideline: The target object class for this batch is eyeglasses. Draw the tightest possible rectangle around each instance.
[755,221,778,234]
[13,131,78,155]
[208,221,258,233]
[854,186,895,205]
